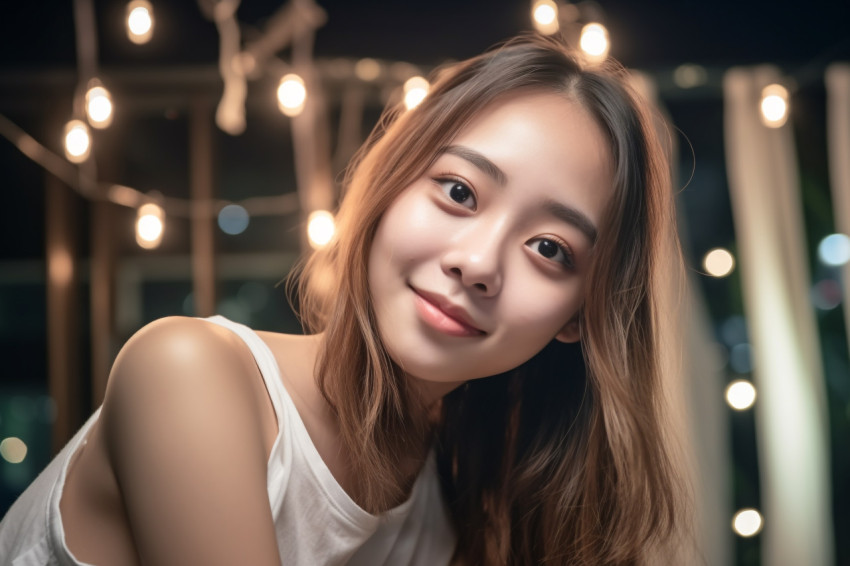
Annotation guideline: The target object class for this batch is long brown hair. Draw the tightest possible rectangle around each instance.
[293,34,688,564]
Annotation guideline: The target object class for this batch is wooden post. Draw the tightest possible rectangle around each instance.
[90,198,116,407]
[190,97,216,317]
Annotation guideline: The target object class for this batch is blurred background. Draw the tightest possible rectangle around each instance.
[0,1,848,564]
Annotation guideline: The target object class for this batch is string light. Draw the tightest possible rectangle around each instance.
[85,85,113,129]
[403,76,429,110]
[63,119,91,163]
[725,379,757,410]
[136,202,164,249]
[732,508,763,537]
[579,23,610,64]
[277,73,307,117]
[531,0,559,35]
[703,247,735,277]
[760,84,789,128]
[126,0,154,45]
[307,210,335,248]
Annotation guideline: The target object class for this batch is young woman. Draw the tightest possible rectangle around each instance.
[1,35,689,565]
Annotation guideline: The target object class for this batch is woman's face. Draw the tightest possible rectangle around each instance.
[368,91,614,397]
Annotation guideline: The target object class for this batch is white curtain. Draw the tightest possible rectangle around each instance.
[723,66,834,566]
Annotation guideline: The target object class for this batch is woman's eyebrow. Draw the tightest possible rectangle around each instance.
[543,198,598,244]
[438,145,507,186]
[437,144,597,243]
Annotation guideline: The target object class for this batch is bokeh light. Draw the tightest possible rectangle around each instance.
[531,0,559,35]
[729,343,753,374]
[355,58,381,82]
[85,85,113,128]
[63,119,91,163]
[818,233,850,266]
[0,437,27,464]
[277,74,307,117]
[703,248,735,277]
[136,202,164,249]
[579,23,610,64]
[307,210,335,248]
[811,279,842,311]
[217,204,250,235]
[760,84,789,128]
[725,379,757,410]
[732,508,763,537]
[403,76,429,110]
[673,64,708,89]
[126,0,154,45]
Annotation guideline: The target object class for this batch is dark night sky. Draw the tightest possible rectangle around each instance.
[0,0,848,70]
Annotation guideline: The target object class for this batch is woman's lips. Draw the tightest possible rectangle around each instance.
[412,289,485,337]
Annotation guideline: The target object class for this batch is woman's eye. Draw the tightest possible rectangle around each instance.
[438,179,476,210]
[528,238,574,269]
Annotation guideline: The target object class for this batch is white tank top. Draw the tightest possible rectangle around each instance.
[0,316,456,565]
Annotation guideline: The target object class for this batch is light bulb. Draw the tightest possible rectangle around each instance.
[732,508,763,537]
[403,76,429,110]
[725,379,757,410]
[307,210,335,248]
[531,0,559,35]
[126,0,154,45]
[86,85,113,128]
[579,23,610,64]
[136,202,164,249]
[703,248,735,277]
[277,74,307,117]
[760,84,789,128]
[64,119,91,163]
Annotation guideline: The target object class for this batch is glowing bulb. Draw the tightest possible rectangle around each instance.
[818,233,850,266]
[732,508,763,537]
[64,119,91,163]
[86,85,113,128]
[277,74,307,117]
[126,0,154,45]
[403,76,429,110]
[0,437,27,464]
[703,248,735,277]
[355,58,381,82]
[531,0,559,35]
[760,84,789,128]
[136,203,164,249]
[579,23,610,63]
[725,379,757,410]
[307,210,335,248]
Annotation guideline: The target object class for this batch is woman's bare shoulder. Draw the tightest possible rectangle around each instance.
[98,316,281,565]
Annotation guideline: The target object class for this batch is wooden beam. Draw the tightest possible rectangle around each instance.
[190,97,216,317]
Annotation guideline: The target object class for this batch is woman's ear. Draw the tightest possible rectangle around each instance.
[555,316,581,344]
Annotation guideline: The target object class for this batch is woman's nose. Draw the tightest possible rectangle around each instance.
[440,228,504,296]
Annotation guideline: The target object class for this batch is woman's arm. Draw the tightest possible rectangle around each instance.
[100,316,281,566]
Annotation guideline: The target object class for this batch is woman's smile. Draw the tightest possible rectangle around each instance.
[411,286,486,337]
